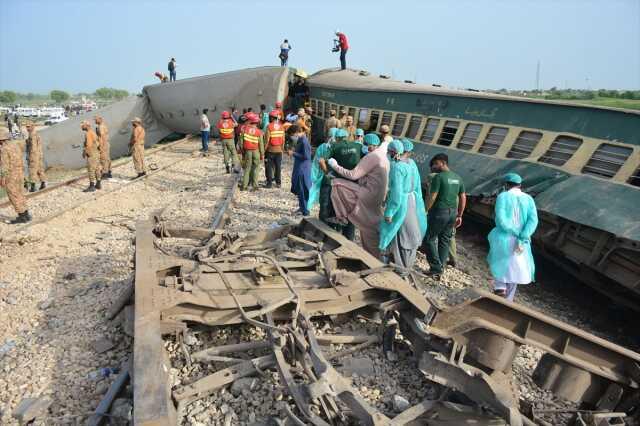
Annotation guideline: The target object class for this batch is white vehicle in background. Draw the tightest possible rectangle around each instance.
[44,112,68,126]
[16,107,40,117]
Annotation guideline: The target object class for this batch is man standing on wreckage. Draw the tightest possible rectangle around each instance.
[487,172,539,301]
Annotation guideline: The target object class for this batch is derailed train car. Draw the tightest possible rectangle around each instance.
[305,69,640,310]
[39,67,290,169]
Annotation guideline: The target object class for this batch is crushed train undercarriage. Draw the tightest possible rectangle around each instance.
[132,217,640,426]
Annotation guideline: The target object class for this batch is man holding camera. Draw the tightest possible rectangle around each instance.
[334,30,349,70]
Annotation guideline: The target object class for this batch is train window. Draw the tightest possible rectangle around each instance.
[348,107,356,120]
[628,166,640,187]
[392,114,407,136]
[311,100,317,114]
[478,126,508,155]
[330,104,337,115]
[317,101,324,118]
[437,120,459,146]
[457,123,482,150]
[323,102,330,118]
[582,143,633,179]
[539,135,583,166]
[507,131,543,159]
[381,112,392,127]
[368,110,380,131]
[358,109,369,127]
[405,115,422,139]
[420,118,440,143]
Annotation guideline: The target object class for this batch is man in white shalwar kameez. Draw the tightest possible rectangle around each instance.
[487,173,539,301]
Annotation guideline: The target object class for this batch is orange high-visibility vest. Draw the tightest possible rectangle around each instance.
[242,127,262,150]
[217,119,235,139]
[267,122,285,146]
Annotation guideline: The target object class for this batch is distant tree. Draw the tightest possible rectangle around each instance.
[50,90,70,103]
[621,91,636,100]
[0,90,17,104]
[94,87,114,99]
[113,89,129,100]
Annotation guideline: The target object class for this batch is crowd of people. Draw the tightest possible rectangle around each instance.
[0,94,539,301]
[201,102,538,300]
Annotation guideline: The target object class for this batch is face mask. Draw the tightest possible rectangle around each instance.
[290,135,299,143]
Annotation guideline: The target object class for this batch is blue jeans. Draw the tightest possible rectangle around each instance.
[201,130,209,152]
[340,49,347,70]
[169,70,176,81]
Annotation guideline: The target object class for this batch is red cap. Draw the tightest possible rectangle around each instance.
[269,110,280,118]
[275,101,282,108]
[221,111,230,118]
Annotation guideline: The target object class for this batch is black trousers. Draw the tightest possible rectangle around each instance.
[265,152,282,185]
[340,49,347,70]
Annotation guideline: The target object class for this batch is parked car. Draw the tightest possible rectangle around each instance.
[45,112,68,125]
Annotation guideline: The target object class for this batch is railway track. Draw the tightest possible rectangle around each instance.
[0,137,201,241]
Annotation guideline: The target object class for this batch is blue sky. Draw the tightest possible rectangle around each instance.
[0,0,638,93]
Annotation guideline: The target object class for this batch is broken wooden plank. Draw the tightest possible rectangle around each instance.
[315,334,377,345]
[191,341,271,361]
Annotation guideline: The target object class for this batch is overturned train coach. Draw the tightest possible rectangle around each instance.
[305,69,640,311]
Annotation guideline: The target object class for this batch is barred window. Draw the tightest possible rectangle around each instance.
[420,118,440,143]
[357,109,369,128]
[478,126,509,155]
[317,101,324,118]
[381,112,393,127]
[392,114,407,136]
[368,111,381,131]
[582,143,633,179]
[348,107,356,120]
[311,100,317,114]
[628,166,640,187]
[507,131,543,159]
[437,121,459,146]
[405,115,422,139]
[457,123,482,150]
[539,135,583,166]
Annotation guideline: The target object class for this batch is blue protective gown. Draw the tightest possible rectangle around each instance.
[379,160,413,250]
[487,188,539,282]
[307,142,332,211]
[406,158,428,239]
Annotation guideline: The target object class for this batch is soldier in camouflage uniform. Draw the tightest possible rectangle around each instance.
[25,122,47,192]
[130,117,146,178]
[95,116,112,179]
[81,121,102,192]
[0,128,31,223]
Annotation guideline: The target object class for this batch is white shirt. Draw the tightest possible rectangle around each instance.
[201,114,210,132]
[280,42,291,52]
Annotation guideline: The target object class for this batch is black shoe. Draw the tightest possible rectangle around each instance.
[29,183,36,193]
[40,182,46,190]
[265,183,273,189]
[95,180,102,190]
[225,164,230,174]
[426,270,441,281]
[107,171,112,179]
[136,172,147,178]
[275,183,281,188]
[10,211,32,224]
[83,182,96,192]
[447,258,457,268]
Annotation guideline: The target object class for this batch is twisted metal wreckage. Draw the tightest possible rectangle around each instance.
[126,207,640,426]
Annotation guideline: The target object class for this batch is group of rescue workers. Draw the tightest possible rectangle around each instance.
[0,115,146,224]
[0,96,539,302]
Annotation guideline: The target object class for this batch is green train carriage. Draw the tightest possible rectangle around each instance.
[304,68,640,310]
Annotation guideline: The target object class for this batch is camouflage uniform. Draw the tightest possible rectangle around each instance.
[26,129,46,184]
[97,121,111,174]
[130,124,146,174]
[83,128,101,183]
[1,140,28,214]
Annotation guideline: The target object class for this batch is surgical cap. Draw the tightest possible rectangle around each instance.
[328,127,339,138]
[335,128,348,138]
[286,113,298,122]
[401,138,414,152]
[363,133,380,146]
[355,128,364,137]
[503,172,523,184]
[389,139,405,155]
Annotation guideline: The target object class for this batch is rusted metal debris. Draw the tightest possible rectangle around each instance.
[132,217,640,425]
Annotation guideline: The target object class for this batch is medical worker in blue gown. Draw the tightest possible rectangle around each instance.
[487,173,538,301]
[379,140,427,272]
[307,127,337,212]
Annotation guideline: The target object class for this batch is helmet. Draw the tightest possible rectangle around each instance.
[269,110,280,118]
[249,113,260,124]
[221,111,230,119]
[275,101,282,108]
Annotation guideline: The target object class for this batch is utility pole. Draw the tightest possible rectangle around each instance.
[536,60,541,92]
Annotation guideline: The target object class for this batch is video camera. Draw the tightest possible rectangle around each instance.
[331,39,340,53]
